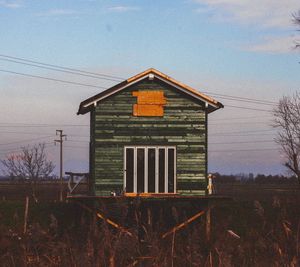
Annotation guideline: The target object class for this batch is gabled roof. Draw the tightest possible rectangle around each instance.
[77,68,223,115]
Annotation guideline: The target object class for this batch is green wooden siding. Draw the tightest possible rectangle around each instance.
[90,79,208,196]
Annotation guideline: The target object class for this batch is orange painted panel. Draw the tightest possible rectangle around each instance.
[132,91,166,116]
[132,91,166,105]
[133,104,164,116]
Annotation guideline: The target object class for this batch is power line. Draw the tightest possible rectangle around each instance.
[65,145,89,149]
[0,54,124,81]
[0,67,274,109]
[63,137,276,146]
[0,122,277,140]
[69,134,90,138]
[0,122,272,127]
[209,95,274,106]
[0,57,122,82]
[203,91,277,105]
[209,140,274,145]
[0,131,90,140]
[210,131,276,137]
[209,133,276,137]
[211,115,272,122]
[0,54,281,113]
[0,143,55,154]
[0,69,107,90]
[0,122,89,126]
[66,140,89,143]
[210,129,275,135]
[3,131,274,138]
[0,54,277,105]
[0,69,275,110]
[209,148,278,153]
[210,121,271,126]
[0,54,278,107]
[0,119,273,127]
[0,138,278,155]
[64,145,279,153]
[0,130,60,135]
[65,139,275,145]
[0,135,53,146]
[0,142,54,155]
[0,123,89,128]
[0,124,276,137]
[225,105,272,112]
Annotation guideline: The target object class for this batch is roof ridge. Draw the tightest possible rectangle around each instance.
[77,68,223,115]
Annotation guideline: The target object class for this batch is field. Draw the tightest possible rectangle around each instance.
[215,183,300,201]
[1,181,299,201]
[0,181,88,202]
[0,182,299,266]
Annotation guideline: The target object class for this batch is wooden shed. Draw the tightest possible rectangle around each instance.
[77,68,223,197]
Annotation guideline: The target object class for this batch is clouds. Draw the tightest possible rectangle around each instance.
[193,0,300,54]
[244,35,300,54]
[36,9,80,17]
[194,0,300,28]
[0,0,22,9]
[106,5,140,13]
[35,5,140,18]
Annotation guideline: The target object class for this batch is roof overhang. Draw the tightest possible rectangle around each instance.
[77,68,224,115]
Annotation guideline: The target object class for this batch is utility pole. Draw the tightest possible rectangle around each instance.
[55,130,67,202]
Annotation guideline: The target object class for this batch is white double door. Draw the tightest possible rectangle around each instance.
[124,146,176,193]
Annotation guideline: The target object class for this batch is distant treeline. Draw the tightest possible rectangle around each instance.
[212,173,298,184]
[0,176,62,182]
[0,173,298,184]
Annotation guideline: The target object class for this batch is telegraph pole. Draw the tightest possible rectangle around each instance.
[55,130,67,202]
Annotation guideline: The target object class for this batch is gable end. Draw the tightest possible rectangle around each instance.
[77,68,223,115]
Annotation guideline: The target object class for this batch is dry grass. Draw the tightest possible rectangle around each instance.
[0,197,299,266]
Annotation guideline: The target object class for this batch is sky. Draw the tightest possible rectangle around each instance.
[0,0,300,176]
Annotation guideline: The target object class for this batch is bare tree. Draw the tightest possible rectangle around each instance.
[1,143,55,201]
[273,93,300,184]
[294,11,300,24]
[293,11,300,49]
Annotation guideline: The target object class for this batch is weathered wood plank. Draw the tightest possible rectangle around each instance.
[91,79,208,196]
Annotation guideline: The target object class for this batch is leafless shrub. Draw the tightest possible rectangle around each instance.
[273,93,300,184]
[1,143,55,202]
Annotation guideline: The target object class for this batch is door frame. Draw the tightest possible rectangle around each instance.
[123,146,176,194]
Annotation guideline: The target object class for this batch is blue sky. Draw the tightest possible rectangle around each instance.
[0,0,300,175]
